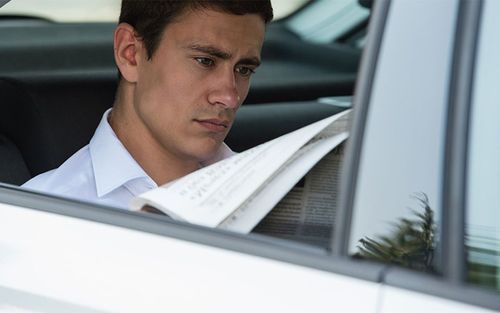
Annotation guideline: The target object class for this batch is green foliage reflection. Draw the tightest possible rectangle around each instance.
[355,193,436,272]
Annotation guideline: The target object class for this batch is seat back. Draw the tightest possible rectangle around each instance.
[0,134,31,185]
[0,77,116,183]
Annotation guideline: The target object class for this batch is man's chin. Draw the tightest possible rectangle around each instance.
[188,142,224,163]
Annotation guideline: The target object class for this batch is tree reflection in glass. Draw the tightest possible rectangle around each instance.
[355,193,436,273]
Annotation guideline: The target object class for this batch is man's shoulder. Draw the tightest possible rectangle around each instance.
[22,145,96,198]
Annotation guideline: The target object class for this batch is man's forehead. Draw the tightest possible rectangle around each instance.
[173,8,265,30]
[164,9,265,58]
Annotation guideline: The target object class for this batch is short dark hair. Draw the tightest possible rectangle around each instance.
[119,0,273,60]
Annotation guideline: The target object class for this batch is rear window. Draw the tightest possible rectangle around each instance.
[0,0,310,22]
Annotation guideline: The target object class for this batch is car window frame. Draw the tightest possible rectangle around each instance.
[0,180,386,283]
[333,0,391,257]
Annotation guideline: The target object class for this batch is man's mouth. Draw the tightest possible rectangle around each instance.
[194,118,229,133]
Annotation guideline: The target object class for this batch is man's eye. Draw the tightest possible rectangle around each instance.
[195,57,214,67]
[235,66,255,77]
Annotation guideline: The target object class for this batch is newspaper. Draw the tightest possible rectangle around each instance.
[131,110,351,240]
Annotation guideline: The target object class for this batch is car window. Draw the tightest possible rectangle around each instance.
[0,0,362,251]
[0,0,310,22]
[347,0,460,274]
[466,0,500,292]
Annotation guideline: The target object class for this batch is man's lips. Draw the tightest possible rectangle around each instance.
[194,118,230,132]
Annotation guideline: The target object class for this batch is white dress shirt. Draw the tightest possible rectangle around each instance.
[22,109,235,210]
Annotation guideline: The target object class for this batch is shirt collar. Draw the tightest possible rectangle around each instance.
[89,109,235,198]
[90,109,156,198]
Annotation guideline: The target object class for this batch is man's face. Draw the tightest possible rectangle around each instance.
[133,9,266,163]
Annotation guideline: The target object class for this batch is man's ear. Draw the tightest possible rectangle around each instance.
[114,23,142,83]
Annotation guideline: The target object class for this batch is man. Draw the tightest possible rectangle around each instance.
[23,0,273,209]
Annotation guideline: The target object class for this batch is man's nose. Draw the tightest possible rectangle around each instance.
[208,69,240,109]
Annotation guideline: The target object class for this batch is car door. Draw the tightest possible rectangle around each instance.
[0,181,386,313]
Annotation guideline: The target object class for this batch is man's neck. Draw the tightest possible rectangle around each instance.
[109,88,200,186]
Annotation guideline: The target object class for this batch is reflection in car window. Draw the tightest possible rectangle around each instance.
[347,0,460,273]
[286,0,369,44]
[466,0,500,292]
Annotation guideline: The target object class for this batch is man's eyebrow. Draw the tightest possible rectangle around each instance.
[238,57,261,67]
[186,44,261,66]
[187,44,231,59]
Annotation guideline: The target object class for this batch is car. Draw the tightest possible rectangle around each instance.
[0,0,498,312]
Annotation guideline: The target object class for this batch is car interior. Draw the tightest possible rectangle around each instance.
[0,1,369,188]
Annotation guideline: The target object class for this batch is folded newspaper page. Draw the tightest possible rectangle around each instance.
[131,109,351,235]
[253,143,344,247]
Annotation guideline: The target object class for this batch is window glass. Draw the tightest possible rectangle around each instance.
[466,0,500,292]
[286,0,369,44]
[1,0,121,22]
[0,0,309,22]
[347,0,459,273]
